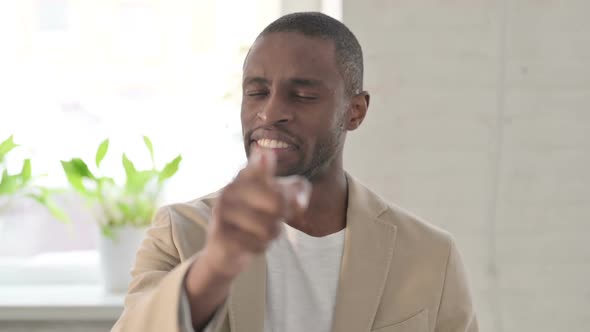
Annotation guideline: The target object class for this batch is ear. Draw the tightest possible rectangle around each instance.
[346,91,370,131]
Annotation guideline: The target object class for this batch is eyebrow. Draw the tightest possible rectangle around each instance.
[242,76,325,88]
[243,76,269,86]
[289,78,324,88]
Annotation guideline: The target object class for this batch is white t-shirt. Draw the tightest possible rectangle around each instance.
[181,223,346,332]
[265,222,345,332]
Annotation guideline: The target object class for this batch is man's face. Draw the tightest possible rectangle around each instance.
[241,32,349,178]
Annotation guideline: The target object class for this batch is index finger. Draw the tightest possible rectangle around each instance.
[245,146,276,178]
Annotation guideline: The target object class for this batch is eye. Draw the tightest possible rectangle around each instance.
[293,93,318,101]
[245,90,269,97]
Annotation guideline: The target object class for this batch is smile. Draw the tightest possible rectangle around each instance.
[256,138,291,149]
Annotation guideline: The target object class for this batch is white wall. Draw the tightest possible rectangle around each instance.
[342,1,590,331]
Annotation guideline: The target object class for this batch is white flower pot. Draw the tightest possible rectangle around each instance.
[98,226,146,293]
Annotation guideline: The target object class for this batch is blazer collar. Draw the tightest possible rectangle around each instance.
[330,173,397,332]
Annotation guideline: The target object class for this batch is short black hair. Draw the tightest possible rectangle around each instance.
[258,12,364,96]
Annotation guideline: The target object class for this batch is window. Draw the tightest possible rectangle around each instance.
[0,0,282,284]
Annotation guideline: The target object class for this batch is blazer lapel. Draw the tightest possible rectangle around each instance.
[228,254,266,332]
[331,174,397,332]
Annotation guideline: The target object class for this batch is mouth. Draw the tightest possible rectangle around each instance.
[249,129,299,152]
[252,138,295,150]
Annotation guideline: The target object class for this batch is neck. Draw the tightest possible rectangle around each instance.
[287,163,348,237]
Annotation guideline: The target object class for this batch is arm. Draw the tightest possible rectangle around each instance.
[182,147,310,330]
[111,206,230,332]
[112,148,309,332]
[183,253,234,331]
[434,238,479,332]
[111,207,199,332]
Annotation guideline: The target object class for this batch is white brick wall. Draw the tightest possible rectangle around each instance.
[342,1,590,331]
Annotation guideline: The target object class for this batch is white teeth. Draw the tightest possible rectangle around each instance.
[257,139,289,149]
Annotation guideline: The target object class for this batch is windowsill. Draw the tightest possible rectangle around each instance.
[0,251,100,285]
[0,284,124,321]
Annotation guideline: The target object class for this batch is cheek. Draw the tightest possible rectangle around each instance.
[240,100,248,120]
[240,104,256,130]
[299,114,332,151]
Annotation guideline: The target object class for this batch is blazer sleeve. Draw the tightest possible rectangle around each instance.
[111,207,197,332]
[434,238,479,332]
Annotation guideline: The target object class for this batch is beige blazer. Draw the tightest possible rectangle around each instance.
[112,174,478,332]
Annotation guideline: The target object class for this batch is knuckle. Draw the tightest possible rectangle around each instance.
[265,205,281,218]
[265,195,284,216]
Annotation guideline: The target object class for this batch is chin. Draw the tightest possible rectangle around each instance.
[274,168,296,178]
[274,164,305,178]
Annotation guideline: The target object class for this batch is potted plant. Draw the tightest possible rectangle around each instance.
[61,136,181,293]
[0,135,68,255]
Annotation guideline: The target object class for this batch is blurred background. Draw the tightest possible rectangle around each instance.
[0,0,588,331]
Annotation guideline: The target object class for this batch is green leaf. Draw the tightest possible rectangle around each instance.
[158,155,182,183]
[45,199,70,223]
[135,198,155,226]
[122,153,137,178]
[69,158,95,179]
[117,201,132,218]
[128,170,155,194]
[61,159,94,196]
[0,135,18,163]
[95,139,109,168]
[29,190,70,224]
[20,159,32,183]
[100,224,116,239]
[143,136,155,167]
[61,161,85,194]
[98,176,115,185]
[123,154,155,194]
[0,170,18,195]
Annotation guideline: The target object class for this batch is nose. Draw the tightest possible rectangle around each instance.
[257,91,293,125]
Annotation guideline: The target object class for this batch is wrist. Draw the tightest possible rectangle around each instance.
[183,251,234,331]
[185,252,233,298]
[201,249,238,280]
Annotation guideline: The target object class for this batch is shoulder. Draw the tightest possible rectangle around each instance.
[152,190,222,260]
[168,190,221,225]
[348,173,454,255]
[382,202,453,252]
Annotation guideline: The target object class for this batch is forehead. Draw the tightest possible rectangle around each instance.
[243,32,341,86]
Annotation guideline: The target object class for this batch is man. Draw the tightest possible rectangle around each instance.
[113,12,478,332]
